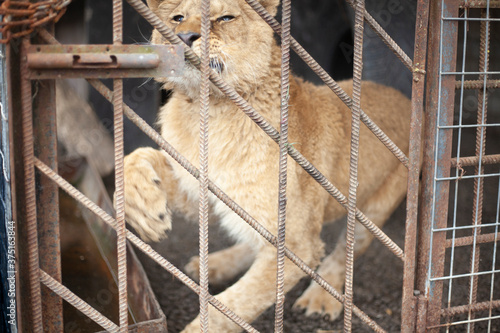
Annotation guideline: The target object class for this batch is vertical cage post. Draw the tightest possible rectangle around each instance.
[32,25,63,333]
[467,5,491,331]
[20,37,43,333]
[274,0,291,331]
[199,0,210,331]
[401,0,430,331]
[112,0,128,331]
[344,0,365,331]
[417,0,460,331]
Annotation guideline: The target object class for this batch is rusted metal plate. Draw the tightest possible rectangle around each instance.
[60,157,167,332]
[26,44,184,79]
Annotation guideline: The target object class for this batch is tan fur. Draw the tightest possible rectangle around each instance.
[121,0,410,331]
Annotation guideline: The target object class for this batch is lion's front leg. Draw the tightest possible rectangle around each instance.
[182,238,322,333]
[119,147,179,242]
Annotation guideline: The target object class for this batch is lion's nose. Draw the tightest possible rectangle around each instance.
[177,32,201,47]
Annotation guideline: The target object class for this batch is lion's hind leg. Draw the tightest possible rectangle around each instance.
[293,162,408,320]
[184,242,256,285]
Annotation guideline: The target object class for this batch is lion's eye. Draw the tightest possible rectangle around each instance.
[217,15,235,22]
[172,15,184,22]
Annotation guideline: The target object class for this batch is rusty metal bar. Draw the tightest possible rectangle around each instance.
[31,24,63,332]
[122,0,405,262]
[401,0,430,331]
[39,269,120,332]
[446,232,500,248]
[81,75,387,332]
[417,0,460,331]
[20,37,43,333]
[199,0,210,331]
[468,8,491,330]
[112,0,127,331]
[460,1,500,8]
[441,299,500,317]
[244,0,410,169]
[113,78,128,333]
[274,0,290,331]
[455,79,500,90]
[344,0,365,331]
[34,157,260,333]
[451,154,500,168]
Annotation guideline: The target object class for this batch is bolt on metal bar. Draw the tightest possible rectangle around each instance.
[121,0,405,261]
[80,75,387,332]
[112,0,127,331]
[199,0,210,331]
[20,37,43,333]
[33,157,260,333]
[344,1,365,331]
[274,0,290,331]
[244,0,410,169]
[401,0,429,331]
[39,269,120,332]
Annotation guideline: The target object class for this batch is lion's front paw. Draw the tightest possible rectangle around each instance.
[119,148,172,242]
[293,284,343,321]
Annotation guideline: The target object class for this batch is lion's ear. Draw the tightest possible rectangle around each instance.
[260,0,280,16]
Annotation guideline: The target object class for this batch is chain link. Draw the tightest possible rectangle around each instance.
[0,0,71,43]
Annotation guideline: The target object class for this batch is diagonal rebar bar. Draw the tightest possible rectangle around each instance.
[39,270,120,332]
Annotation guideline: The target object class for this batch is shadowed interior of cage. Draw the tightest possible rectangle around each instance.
[422,2,500,331]
[17,0,422,332]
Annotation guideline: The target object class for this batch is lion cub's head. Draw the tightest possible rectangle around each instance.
[147,0,280,97]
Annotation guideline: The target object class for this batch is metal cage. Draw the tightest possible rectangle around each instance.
[1,0,499,332]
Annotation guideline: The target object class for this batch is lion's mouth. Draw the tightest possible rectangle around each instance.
[209,58,224,74]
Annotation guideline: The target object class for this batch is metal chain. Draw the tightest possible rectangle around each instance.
[0,0,71,43]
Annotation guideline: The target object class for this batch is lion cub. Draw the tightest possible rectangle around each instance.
[122,0,410,331]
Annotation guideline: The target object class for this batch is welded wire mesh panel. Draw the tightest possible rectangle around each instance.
[420,0,500,331]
